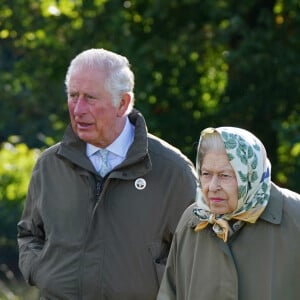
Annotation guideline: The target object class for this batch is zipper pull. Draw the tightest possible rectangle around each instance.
[96,181,101,197]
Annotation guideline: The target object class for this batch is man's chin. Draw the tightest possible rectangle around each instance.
[77,131,93,143]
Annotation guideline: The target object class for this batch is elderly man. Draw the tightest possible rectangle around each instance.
[17,48,197,299]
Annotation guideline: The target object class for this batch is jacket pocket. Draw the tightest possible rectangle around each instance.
[149,240,169,284]
[28,240,48,286]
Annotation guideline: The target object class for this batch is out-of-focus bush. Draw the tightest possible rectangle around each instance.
[0,138,40,280]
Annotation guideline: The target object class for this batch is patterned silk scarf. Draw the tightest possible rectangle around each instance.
[193,127,271,242]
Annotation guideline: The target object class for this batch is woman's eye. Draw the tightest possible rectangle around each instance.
[201,171,210,177]
[219,173,233,180]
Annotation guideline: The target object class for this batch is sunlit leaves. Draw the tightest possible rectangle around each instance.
[0,142,40,201]
[0,29,10,39]
[199,50,228,112]
[40,0,82,17]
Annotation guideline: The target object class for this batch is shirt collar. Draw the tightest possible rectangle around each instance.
[86,117,135,158]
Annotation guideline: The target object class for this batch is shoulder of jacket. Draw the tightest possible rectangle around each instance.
[271,182,300,202]
[37,142,62,161]
[147,133,193,166]
[175,203,198,234]
[270,182,300,222]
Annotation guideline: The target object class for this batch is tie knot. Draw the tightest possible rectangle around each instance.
[99,148,109,160]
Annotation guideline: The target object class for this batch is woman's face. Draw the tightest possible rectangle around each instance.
[200,151,239,214]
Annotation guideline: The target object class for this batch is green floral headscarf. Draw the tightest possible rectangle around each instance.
[193,127,271,242]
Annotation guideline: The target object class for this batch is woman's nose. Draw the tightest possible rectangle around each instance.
[209,175,221,191]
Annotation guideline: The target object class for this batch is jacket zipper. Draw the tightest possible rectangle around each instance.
[78,177,105,299]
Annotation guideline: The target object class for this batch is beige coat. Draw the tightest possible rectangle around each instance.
[157,183,300,300]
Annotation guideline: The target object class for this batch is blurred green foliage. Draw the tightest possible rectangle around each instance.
[0,141,38,251]
[0,141,39,203]
[0,141,40,296]
[0,0,299,291]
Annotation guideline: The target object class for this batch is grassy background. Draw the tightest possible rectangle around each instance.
[0,264,39,300]
[0,281,39,300]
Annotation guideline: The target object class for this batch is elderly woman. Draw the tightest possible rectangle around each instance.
[157,127,300,300]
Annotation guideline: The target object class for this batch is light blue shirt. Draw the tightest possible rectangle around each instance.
[86,117,135,173]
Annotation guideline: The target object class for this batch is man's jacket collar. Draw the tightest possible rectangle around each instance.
[56,109,152,178]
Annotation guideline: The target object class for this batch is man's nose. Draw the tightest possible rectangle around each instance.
[74,97,88,114]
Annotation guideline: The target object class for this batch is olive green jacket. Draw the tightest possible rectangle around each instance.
[157,183,300,300]
[17,109,197,300]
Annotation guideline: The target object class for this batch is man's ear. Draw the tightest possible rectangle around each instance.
[117,93,131,117]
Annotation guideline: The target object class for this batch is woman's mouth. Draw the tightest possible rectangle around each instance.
[210,197,224,203]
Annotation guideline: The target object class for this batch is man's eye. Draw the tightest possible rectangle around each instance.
[86,95,99,103]
[69,93,78,98]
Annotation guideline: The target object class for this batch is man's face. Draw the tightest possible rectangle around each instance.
[67,67,125,148]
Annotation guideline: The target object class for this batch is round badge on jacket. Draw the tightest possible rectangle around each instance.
[134,178,146,190]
